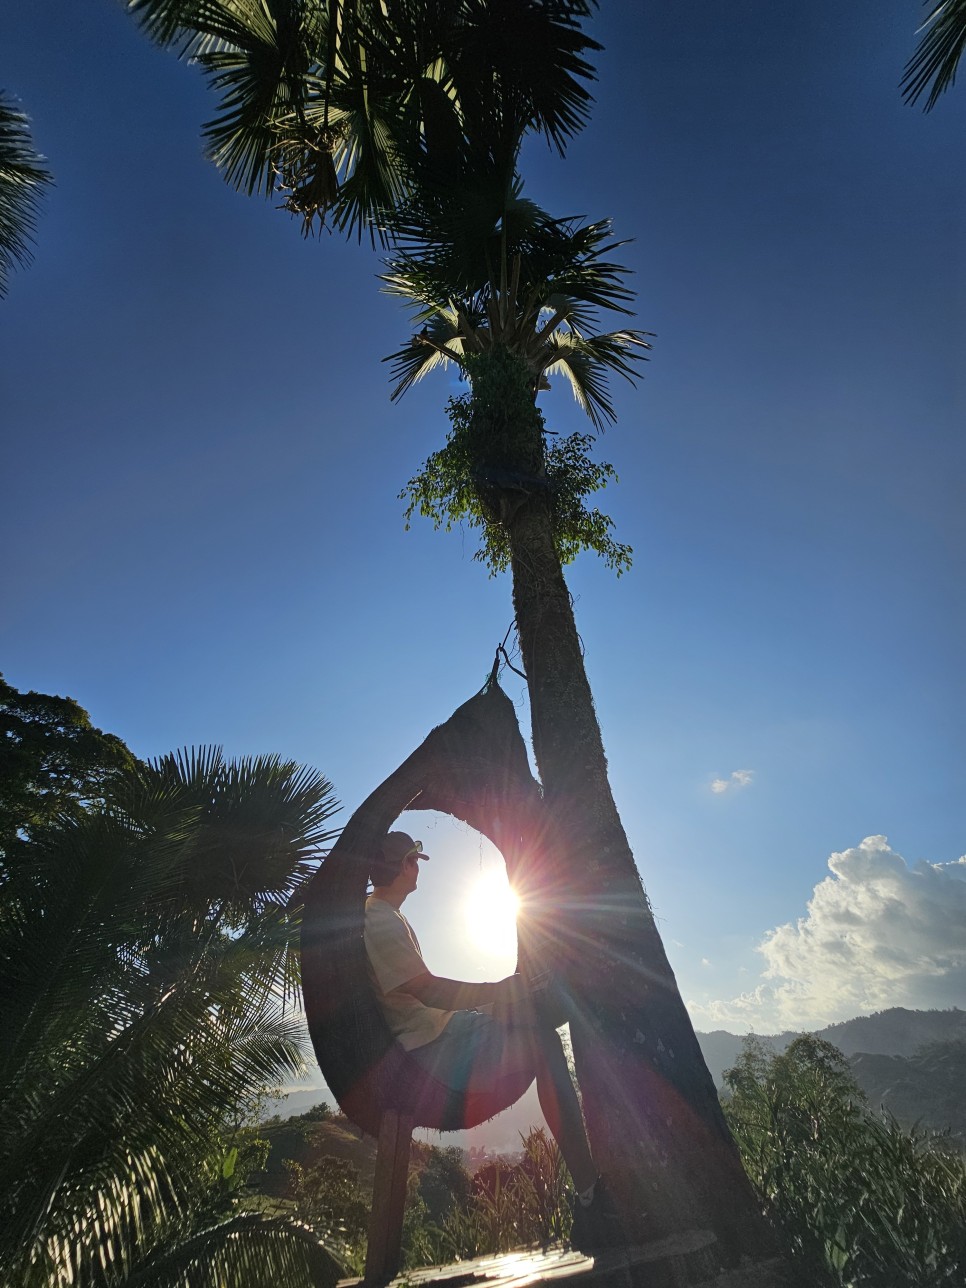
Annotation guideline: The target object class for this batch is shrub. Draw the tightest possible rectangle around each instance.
[723,1034,966,1286]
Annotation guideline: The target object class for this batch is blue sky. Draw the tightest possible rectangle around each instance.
[2,0,964,1051]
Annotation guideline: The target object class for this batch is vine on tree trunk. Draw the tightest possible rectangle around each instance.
[399,347,632,575]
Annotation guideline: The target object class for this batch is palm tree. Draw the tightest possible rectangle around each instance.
[127,0,599,236]
[0,747,344,1288]
[902,0,966,109]
[381,185,774,1266]
[125,3,780,1272]
[0,95,52,297]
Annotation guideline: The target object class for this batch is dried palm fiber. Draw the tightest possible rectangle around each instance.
[301,677,566,1134]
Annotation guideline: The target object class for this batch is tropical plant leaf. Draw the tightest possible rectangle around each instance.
[902,0,966,109]
[0,749,340,1287]
[124,1211,346,1288]
[126,1,601,235]
[0,95,53,298]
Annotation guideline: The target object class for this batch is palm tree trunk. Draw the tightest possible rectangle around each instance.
[505,493,776,1274]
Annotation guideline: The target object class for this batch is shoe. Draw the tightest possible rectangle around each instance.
[570,1177,626,1255]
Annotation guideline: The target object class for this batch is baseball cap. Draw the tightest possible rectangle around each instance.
[381,831,431,865]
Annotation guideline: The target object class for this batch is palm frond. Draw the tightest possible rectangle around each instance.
[0,95,53,298]
[125,1212,345,1288]
[542,329,651,428]
[199,4,324,197]
[386,202,637,331]
[384,309,469,400]
[126,0,236,56]
[448,0,601,157]
[126,1,601,236]
[142,748,340,919]
[902,0,966,108]
[0,748,335,1285]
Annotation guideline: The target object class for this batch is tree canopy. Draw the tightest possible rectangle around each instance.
[127,0,601,237]
[0,673,136,851]
[0,736,344,1288]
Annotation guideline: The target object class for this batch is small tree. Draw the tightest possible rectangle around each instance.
[0,672,135,851]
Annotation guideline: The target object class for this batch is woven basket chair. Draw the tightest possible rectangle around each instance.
[300,677,555,1138]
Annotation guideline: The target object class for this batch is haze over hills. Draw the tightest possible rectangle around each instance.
[269,1008,966,1154]
[696,1006,966,1085]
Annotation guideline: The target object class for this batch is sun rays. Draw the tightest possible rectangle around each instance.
[465,867,521,958]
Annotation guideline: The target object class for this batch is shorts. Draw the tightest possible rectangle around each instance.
[408,1009,536,1093]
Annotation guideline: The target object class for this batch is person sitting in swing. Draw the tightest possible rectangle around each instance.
[364,830,622,1253]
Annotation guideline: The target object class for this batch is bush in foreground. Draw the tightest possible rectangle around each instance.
[723,1034,966,1287]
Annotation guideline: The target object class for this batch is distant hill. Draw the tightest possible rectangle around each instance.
[695,1007,966,1085]
[257,1110,378,1197]
[263,1008,966,1154]
[849,1040,966,1145]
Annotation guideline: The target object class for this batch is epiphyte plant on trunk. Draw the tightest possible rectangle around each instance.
[385,189,650,576]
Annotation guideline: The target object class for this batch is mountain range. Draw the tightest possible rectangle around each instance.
[268,1008,966,1154]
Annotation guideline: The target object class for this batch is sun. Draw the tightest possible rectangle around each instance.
[465,868,520,957]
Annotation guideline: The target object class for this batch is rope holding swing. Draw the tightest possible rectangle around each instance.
[492,619,527,684]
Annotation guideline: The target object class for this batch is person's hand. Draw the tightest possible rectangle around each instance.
[487,973,527,1021]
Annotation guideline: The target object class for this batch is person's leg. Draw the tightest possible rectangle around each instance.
[449,1012,624,1253]
[530,1025,597,1194]
[418,1011,595,1191]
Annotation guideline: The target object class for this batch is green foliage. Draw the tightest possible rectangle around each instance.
[413,1129,573,1264]
[0,672,135,852]
[0,97,53,297]
[401,349,632,576]
[723,1034,966,1287]
[412,1144,472,1226]
[127,0,600,238]
[0,745,342,1287]
[383,202,651,428]
[273,1126,575,1271]
[902,0,966,111]
[285,1156,370,1272]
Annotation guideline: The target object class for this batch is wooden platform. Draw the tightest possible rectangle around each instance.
[340,1245,620,1288]
[339,1229,753,1288]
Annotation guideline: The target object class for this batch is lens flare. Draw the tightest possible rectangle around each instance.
[465,868,520,956]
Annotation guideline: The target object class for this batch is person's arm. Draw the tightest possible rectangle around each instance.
[396,969,527,1011]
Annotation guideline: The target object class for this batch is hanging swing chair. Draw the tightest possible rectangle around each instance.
[300,674,555,1138]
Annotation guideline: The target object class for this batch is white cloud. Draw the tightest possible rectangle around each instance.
[689,836,966,1031]
[710,769,755,794]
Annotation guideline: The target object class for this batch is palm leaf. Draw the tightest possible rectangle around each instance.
[125,1212,345,1288]
[0,96,53,298]
[384,309,470,400]
[0,749,335,1286]
[543,329,651,428]
[902,0,966,109]
[126,1,602,234]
